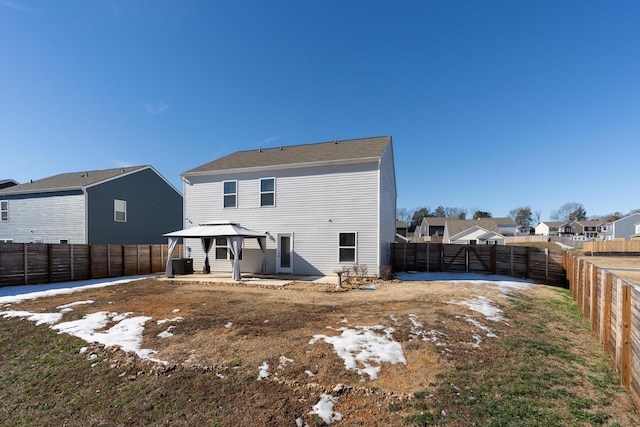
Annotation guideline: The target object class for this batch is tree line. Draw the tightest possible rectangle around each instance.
[397,203,640,231]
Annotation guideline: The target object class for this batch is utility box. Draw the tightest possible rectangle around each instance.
[171,258,193,275]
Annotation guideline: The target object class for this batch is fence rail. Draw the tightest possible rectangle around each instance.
[564,253,639,407]
[583,240,640,254]
[0,243,183,287]
[390,243,567,285]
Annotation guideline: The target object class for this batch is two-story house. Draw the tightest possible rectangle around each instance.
[0,166,182,244]
[535,222,564,236]
[599,213,640,241]
[179,136,397,277]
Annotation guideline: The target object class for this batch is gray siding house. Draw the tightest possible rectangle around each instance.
[0,166,182,244]
[180,136,397,277]
[599,213,640,241]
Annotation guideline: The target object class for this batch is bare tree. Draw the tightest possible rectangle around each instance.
[551,202,587,222]
[396,207,412,223]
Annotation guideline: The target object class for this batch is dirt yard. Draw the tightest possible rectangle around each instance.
[578,255,640,285]
[3,275,638,426]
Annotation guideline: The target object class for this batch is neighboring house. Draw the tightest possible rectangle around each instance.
[415,217,450,241]
[599,213,640,241]
[443,219,506,245]
[517,225,533,235]
[180,136,396,277]
[535,222,564,236]
[562,220,600,238]
[0,179,18,190]
[396,220,408,238]
[0,166,182,244]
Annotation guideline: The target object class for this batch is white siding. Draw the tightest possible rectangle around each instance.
[184,162,382,276]
[378,142,397,275]
[0,194,86,243]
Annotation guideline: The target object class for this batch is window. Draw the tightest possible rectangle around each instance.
[0,239,13,243]
[214,238,242,260]
[114,199,127,222]
[223,181,237,208]
[1,200,8,222]
[260,178,275,207]
[339,232,356,263]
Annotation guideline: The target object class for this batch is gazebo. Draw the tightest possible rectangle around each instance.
[163,221,267,280]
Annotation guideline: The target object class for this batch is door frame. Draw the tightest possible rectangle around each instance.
[276,233,293,274]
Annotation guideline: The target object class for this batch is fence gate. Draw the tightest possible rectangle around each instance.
[442,244,494,274]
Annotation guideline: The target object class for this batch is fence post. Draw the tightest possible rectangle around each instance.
[48,244,54,284]
[602,272,612,352]
[545,248,549,281]
[107,244,111,277]
[621,284,631,389]
[510,246,514,277]
[23,243,28,284]
[70,244,75,281]
[591,266,598,333]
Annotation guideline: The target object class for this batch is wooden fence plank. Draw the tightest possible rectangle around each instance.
[0,242,181,286]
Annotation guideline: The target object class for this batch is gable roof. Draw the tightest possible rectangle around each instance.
[0,166,153,196]
[183,136,392,175]
[445,218,512,237]
[538,221,564,228]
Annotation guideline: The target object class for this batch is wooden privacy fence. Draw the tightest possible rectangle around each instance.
[0,243,183,287]
[564,253,639,407]
[583,240,640,254]
[390,243,567,285]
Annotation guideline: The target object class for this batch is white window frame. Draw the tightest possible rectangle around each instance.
[223,180,237,208]
[338,232,357,263]
[1,200,8,222]
[214,237,242,260]
[114,199,127,222]
[259,177,275,207]
[0,238,13,243]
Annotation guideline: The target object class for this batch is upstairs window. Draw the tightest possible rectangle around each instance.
[223,181,237,208]
[260,178,275,207]
[1,200,8,222]
[114,199,127,222]
[339,232,357,263]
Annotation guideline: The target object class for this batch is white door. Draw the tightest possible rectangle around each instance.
[276,233,293,274]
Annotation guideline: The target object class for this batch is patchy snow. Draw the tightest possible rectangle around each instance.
[448,295,504,322]
[309,394,343,425]
[0,310,63,325]
[309,325,407,380]
[0,275,157,306]
[257,362,270,380]
[157,316,183,325]
[465,317,498,338]
[158,326,176,338]
[278,356,294,370]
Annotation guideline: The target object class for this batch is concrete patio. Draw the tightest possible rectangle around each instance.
[160,271,337,287]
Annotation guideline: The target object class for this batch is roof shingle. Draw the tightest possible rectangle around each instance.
[183,136,392,174]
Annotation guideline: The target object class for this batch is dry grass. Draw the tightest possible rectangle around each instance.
[0,277,638,426]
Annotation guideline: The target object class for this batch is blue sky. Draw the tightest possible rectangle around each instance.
[1,1,638,221]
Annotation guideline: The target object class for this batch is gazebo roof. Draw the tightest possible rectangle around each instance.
[164,221,266,239]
